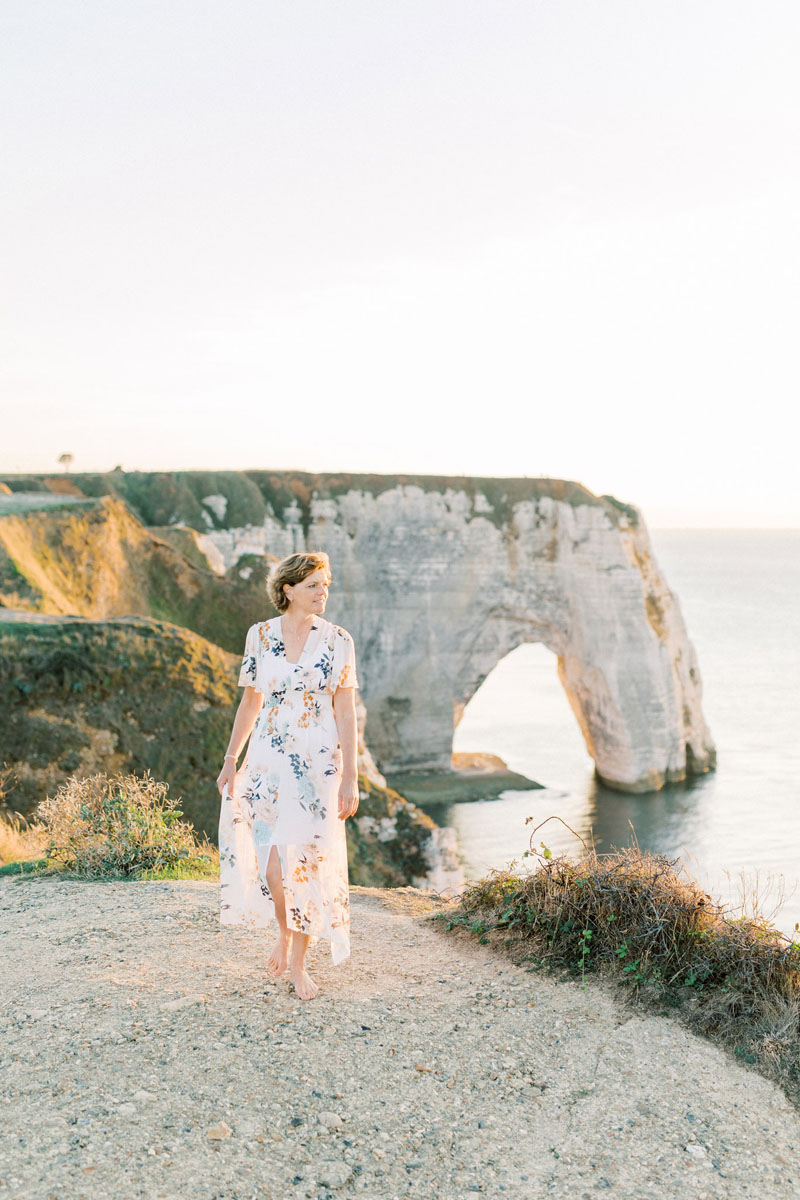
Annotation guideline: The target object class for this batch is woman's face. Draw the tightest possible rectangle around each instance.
[286,567,330,614]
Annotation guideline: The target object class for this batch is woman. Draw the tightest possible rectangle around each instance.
[216,551,360,1001]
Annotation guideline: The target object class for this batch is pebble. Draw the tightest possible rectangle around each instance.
[160,993,207,1011]
[316,1159,352,1188]
[318,1111,343,1129]
[206,1121,232,1141]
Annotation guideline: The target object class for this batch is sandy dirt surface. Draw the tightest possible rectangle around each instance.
[2,875,799,1199]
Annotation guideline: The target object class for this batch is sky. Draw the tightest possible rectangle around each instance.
[1,1,799,528]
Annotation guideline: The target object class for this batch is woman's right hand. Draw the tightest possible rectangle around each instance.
[216,759,238,797]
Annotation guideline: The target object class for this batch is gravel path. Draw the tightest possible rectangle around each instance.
[2,876,799,1199]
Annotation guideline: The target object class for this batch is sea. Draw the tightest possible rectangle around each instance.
[439,529,800,939]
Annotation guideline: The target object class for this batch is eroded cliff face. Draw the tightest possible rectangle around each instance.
[0,472,716,794]
[197,480,715,794]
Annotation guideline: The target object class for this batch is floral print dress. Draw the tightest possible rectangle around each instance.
[218,615,359,965]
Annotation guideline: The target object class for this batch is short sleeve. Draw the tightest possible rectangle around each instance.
[331,627,359,692]
[238,624,262,692]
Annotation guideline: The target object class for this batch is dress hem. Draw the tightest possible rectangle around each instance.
[219,784,351,966]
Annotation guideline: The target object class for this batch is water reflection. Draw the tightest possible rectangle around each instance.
[416,771,716,884]
[417,763,798,936]
[583,773,712,859]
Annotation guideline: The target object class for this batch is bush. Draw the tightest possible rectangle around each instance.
[34,770,213,879]
[435,817,800,1105]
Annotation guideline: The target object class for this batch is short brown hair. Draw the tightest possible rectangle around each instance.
[266,552,331,614]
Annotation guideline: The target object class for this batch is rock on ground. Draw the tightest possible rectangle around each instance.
[2,877,799,1199]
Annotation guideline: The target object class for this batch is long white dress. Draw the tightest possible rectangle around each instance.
[218,615,359,964]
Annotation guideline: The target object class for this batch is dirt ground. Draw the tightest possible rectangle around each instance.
[2,875,799,1199]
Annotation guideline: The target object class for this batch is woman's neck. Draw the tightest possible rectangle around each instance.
[281,609,314,634]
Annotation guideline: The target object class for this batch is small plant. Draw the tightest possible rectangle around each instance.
[577,927,592,982]
[622,958,645,986]
[34,770,213,879]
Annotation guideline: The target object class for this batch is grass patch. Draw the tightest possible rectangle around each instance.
[0,857,51,877]
[21,770,218,880]
[433,816,800,1106]
[0,617,242,834]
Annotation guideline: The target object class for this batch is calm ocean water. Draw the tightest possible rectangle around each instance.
[440,529,800,937]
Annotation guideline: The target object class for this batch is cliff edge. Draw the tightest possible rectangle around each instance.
[2,875,797,1199]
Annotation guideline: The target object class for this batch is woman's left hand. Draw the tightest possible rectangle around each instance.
[338,773,360,820]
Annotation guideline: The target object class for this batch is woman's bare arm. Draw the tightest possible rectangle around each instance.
[332,687,359,818]
[216,687,263,794]
[226,687,264,757]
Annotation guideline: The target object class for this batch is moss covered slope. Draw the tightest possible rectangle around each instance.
[0,617,438,885]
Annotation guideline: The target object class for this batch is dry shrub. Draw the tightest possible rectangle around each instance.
[34,770,211,878]
[438,817,800,1105]
[0,810,49,867]
[0,762,49,868]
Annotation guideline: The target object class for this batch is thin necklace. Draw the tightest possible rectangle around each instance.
[280,614,314,655]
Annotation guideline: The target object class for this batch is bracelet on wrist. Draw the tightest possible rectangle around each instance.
[224,754,237,761]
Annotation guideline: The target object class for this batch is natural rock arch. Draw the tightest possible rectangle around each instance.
[198,473,716,794]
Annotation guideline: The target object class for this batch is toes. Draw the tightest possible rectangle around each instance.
[289,973,318,1000]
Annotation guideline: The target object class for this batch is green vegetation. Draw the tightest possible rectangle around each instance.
[434,819,800,1105]
[31,770,217,880]
[107,470,268,529]
[0,617,242,836]
[347,774,438,887]
[1,766,440,890]
[0,468,638,536]
[599,493,640,524]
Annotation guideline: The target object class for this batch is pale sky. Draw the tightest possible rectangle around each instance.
[2,1,798,528]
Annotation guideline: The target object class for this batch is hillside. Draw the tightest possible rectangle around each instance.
[0,615,247,834]
[0,616,441,886]
[0,492,271,653]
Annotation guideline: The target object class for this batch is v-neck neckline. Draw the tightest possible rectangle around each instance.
[278,615,321,666]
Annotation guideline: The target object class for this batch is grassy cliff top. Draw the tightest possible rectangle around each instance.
[2,874,796,1198]
[0,493,272,651]
[0,470,640,535]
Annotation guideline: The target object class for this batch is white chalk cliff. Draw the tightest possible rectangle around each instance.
[200,477,716,794]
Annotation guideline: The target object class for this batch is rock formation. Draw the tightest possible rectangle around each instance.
[185,475,716,793]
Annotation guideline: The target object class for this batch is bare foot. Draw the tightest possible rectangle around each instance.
[266,931,291,977]
[289,966,319,1001]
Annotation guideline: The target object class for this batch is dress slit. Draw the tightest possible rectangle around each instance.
[265,842,290,914]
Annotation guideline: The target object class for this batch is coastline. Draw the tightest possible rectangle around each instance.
[4,874,799,1199]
